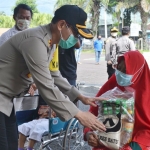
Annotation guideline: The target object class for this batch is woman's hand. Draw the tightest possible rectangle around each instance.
[86,132,100,147]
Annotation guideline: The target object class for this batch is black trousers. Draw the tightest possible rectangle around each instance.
[0,107,18,150]
[67,79,76,87]
[107,64,115,79]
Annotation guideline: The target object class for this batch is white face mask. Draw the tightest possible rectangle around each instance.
[111,32,118,37]
[17,19,30,30]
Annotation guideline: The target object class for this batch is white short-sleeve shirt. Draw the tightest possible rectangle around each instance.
[0,26,19,46]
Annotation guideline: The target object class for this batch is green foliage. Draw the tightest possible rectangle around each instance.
[31,13,52,27]
[82,49,94,53]
[108,0,118,7]
[0,11,6,16]
[107,0,118,13]
[112,10,121,30]
[0,13,52,28]
[0,15,15,28]
[55,0,91,13]
[13,0,39,13]
[123,8,132,27]
[0,0,52,28]
[139,49,150,53]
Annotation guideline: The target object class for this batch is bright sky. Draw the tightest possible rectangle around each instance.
[0,0,57,15]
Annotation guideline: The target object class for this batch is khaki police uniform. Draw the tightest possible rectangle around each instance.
[105,36,117,61]
[110,36,136,65]
[105,36,117,78]
[0,24,80,121]
[116,36,136,55]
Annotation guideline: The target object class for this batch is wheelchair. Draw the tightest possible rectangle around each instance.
[15,94,88,150]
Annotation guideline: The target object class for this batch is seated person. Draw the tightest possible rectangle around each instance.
[84,51,150,150]
[18,104,56,150]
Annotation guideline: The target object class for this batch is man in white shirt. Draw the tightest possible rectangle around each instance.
[0,4,32,46]
[0,4,34,112]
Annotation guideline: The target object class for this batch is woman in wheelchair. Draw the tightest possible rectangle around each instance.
[84,51,150,150]
[18,105,56,150]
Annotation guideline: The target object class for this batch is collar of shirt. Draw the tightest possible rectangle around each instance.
[41,24,53,48]
[10,26,20,34]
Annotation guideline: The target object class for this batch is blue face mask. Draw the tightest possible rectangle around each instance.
[115,69,133,86]
[59,27,78,49]
[115,63,144,86]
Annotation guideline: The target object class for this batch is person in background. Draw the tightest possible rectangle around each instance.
[105,27,118,79]
[110,26,136,67]
[94,35,103,65]
[18,97,56,150]
[0,4,32,46]
[59,40,80,86]
[0,4,35,112]
[0,4,35,149]
[84,51,150,150]
[75,35,83,64]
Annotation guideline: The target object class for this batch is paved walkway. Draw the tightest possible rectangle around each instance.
[77,51,150,86]
[143,52,150,67]
[76,51,108,86]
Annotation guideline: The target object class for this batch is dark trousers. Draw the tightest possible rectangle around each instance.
[67,79,76,87]
[67,79,78,106]
[0,107,18,150]
[107,64,115,79]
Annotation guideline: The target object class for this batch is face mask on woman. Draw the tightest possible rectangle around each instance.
[115,63,145,86]
[59,25,78,49]
[17,19,30,30]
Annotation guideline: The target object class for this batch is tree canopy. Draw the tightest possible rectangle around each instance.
[13,0,39,13]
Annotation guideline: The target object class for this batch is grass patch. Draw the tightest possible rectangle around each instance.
[82,49,106,54]
[139,50,150,54]
[82,49,94,53]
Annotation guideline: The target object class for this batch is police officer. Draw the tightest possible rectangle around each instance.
[110,26,136,67]
[105,27,118,79]
[0,5,106,150]
[115,26,136,56]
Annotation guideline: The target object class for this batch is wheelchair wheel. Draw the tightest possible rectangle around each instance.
[37,135,64,150]
[63,118,88,150]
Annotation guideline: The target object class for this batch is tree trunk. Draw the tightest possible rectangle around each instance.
[91,0,101,39]
[139,5,148,50]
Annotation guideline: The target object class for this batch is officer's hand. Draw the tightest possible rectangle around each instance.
[107,61,112,64]
[28,83,37,96]
[75,111,106,132]
[78,95,107,107]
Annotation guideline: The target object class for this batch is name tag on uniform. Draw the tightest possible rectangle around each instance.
[49,45,59,71]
